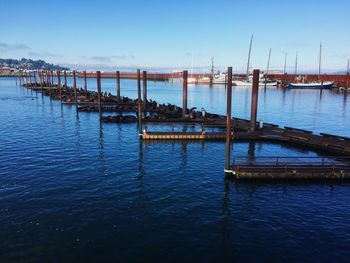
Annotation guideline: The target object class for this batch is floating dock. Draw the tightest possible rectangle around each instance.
[231,156,350,180]
[20,68,350,180]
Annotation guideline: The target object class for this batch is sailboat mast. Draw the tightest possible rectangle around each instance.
[347,58,349,74]
[211,57,214,76]
[264,48,271,88]
[283,53,287,74]
[266,48,271,75]
[318,43,322,80]
[246,34,253,81]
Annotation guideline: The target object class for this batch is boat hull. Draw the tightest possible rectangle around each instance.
[233,81,278,87]
[288,81,334,89]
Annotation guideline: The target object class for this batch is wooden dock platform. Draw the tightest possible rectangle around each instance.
[142,118,350,156]
[230,156,350,180]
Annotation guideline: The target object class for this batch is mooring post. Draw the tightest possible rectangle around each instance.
[225,67,233,173]
[64,70,67,90]
[48,71,52,97]
[116,71,121,102]
[46,71,50,86]
[51,71,54,86]
[182,70,188,117]
[73,70,78,108]
[143,70,147,112]
[137,69,142,136]
[96,71,102,113]
[250,69,260,132]
[34,71,37,89]
[40,70,44,91]
[57,70,62,101]
[37,70,41,86]
[84,70,87,94]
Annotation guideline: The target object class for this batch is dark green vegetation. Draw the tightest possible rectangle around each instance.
[0,58,68,71]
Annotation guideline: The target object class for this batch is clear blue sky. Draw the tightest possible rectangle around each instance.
[0,0,349,72]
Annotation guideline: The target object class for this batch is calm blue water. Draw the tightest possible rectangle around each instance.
[1,77,350,262]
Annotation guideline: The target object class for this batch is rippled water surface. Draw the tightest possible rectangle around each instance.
[1,77,350,262]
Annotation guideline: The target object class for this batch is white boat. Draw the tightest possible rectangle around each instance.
[212,73,227,84]
[288,81,334,89]
[232,80,278,87]
[187,76,211,85]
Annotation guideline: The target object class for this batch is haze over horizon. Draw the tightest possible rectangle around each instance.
[1,0,349,73]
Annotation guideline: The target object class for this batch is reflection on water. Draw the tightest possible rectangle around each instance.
[1,78,350,261]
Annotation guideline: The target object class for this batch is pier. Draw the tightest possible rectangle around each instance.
[21,68,350,180]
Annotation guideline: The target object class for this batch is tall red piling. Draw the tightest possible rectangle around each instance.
[34,71,37,89]
[250,69,260,132]
[137,69,142,135]
[96,71,102,113]
[37,70,41,86]
[73,70,77,106]
[116,71,121,102]
[225,67,233,172]
[40,70,44,91]
[84,70,87,94]
[64,70,67,90]
[143,71,147,112]
[48,71,52,96]
[51,71,54,86]
[57,71,62,100]
[182,70,188,117]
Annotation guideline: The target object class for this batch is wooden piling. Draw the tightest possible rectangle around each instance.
[143,70,147,112]
[37,70,41,86]
[40,70,44,91]
[73,70,78,107]
[96,71,102,113]
[183,70,188,117]
[225,67,233,172]
[51,71,54,86]
[250,69,260,132]
[137,69,142,135]
[116,71,121,102]
[48,71,52,96]
[57,71,62,100]
[64,70,67,90]
[84,70,87,94]
[34,71,37,90]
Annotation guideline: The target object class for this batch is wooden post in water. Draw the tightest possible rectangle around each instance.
[143,70,147,112]
[40,70,44,91]
[73,70,77,108]
[48,71,52,97]
[96,71,102,113]
[250,69,260,132]
[34,71,37,90]
[347,58,350,89]
[84,70,87,94]
[182,70,188,117]
[51,71,54,86]
[57,71,62,101]
[64,70,67,90]
[225,67,233,174]
[116,71,121,102]
[137,69,142,135]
